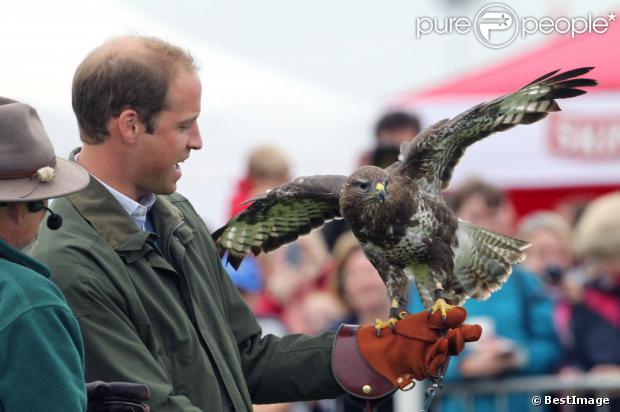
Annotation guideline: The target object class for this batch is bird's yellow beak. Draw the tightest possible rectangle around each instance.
[375,183,386,202]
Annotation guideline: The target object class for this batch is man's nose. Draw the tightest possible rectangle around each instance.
[189,122,203,150]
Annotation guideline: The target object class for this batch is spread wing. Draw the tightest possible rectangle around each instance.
[397,67,597,195]
[212,175,347,269]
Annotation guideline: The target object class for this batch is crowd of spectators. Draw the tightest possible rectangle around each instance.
[222,111,620,412]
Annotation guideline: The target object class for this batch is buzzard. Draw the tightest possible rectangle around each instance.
[213,67,596,331]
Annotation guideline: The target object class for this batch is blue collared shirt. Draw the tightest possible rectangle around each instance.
[75,153,156,231]
[96,179,156,231]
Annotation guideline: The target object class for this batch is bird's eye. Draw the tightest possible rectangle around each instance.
[358,181,370,191]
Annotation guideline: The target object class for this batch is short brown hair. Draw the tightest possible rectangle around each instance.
[72,35,197,143]
[447,178,505,213]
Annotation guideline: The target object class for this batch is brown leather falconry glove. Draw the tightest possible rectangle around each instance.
[86,381,151,412]
[332,307,481,398]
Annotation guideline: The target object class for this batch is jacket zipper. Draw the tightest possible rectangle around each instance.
[166,220,238,410]
[166,220,198,324]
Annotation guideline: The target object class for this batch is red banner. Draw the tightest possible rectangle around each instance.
[548,113,620,159]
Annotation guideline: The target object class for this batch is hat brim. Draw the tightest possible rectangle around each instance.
[0,158,90,202]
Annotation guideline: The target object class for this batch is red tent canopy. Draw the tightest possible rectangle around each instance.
[392,25,620,220]
[394,21,620,103]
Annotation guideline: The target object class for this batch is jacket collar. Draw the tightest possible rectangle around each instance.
[67,148,184,252]
[0,237,51,277]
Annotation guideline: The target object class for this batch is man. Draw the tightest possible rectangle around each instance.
[373,111,420,145]
[0,96,89,411]
[0,97,150,411]
[33,36,480,411]
[361,111,421,169]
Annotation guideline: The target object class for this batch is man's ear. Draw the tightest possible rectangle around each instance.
[117,109,143,144]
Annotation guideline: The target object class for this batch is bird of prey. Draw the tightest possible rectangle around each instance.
[213,67,596,332]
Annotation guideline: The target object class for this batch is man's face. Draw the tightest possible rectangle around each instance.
[132,69,203,196]
[456,193,516,236]
[9,202,46,251]
[377,127,418,147]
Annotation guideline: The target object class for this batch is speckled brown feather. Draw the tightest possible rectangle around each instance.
[212,175,346,269]
[212,67,595,312]
[399,67,597,195]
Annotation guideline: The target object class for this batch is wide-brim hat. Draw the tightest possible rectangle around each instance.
[0,97,90,202]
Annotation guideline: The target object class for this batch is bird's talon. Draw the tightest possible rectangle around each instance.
[374,319,388,336]
[374,316,400,336]
[430,298,456,319]
[387,318,399,333]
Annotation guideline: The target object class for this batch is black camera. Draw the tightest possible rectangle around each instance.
[543,265,564,285]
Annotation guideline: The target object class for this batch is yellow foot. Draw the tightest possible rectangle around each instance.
[374,317,399,336]
[429,298,456,320]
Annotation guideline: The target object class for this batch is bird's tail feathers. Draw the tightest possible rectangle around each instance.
[452,220,529,304]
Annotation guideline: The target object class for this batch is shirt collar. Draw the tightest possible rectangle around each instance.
[96,179,156,231]
[75,152,156,231]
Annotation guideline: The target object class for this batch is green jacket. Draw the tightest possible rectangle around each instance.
[0,238,86,411]
[33,176,343,411]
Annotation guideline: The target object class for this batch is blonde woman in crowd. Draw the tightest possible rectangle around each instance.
[555,192,620,411]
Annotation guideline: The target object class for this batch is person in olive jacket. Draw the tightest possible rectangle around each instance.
[32,35,481,412]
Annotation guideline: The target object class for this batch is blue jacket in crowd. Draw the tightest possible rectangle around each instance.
[408,266,562,412]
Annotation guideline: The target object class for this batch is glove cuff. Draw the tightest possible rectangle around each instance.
[332,324,397,399]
